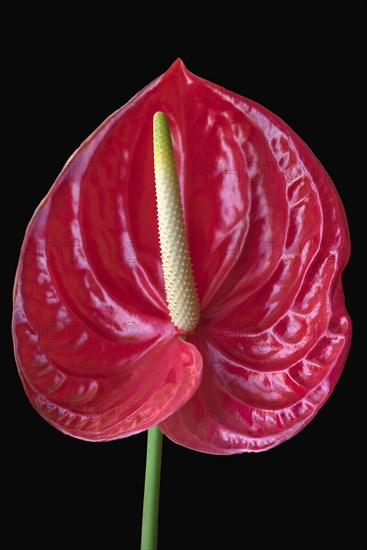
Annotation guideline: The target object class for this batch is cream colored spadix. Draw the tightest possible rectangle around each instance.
[153,112,200,332]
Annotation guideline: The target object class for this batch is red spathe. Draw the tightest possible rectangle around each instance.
[12,59,351,453]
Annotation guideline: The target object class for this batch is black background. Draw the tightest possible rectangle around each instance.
[5,4,366,550]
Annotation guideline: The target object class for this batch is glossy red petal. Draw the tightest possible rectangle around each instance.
[14,268,202,440]
[160,64,351,453]
[160,311,350,453]
[13,60,350,451]
[12,61,212,440]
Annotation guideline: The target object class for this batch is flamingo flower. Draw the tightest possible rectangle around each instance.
[12,59,351,454]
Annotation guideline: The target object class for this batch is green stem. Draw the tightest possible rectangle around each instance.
[141,426,163,550]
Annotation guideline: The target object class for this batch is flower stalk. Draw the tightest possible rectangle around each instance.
[141,426,163,550]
